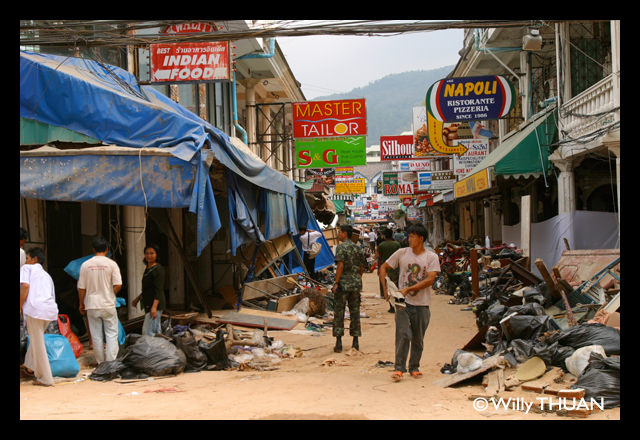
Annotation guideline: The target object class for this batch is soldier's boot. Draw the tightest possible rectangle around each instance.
[334,336,342,353]
[352,336,359,351]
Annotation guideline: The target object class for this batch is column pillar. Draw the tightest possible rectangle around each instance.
[553,158,577,214]
[123,206,146,320]
[245,79,259,154]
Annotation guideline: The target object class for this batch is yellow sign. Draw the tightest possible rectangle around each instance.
[426,111,468,156]
[454,168,491,198]
[335,178,365,194]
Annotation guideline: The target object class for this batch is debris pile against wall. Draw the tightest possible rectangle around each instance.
[435,250,620,417]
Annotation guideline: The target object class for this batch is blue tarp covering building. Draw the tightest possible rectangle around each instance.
[20,50,334,271]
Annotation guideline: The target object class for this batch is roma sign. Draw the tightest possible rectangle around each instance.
[426,75,515,122]
[292,99,366,138]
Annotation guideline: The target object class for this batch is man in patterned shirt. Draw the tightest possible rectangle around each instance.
[379,223,440,381]
[331,224,365,353]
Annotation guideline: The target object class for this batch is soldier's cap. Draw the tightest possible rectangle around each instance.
[351,228,361,236]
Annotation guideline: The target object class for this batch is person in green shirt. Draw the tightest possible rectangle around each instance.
[376,228,401,313]
[132,244,166,336]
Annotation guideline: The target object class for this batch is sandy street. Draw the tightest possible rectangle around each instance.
[19,271,620,421]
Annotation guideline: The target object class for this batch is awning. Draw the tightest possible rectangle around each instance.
[461,106,558,180]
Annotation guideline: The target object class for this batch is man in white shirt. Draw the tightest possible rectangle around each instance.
[77,236,122,364]
[299,226,323,281]
[379,223,440,381]
[20,247,59,386]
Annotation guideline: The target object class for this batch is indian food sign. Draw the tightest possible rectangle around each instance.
[149,41,231,82]
[426,75,515,122]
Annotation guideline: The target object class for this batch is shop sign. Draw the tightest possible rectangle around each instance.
[454,168,492,198]
[162,22,218,34]
[295,136,366,168]
[292,99,366,138]
[398,160,432,172]
[417,170,457,191]
[426,75,515,122]
[335,178,366,194]
[382,172,423,196]
[305,168,335,186]
[380,135,415,161]
[413,106,449,158]
[335,167,355,182]
[149,41,231,83]
[453,139,489,175]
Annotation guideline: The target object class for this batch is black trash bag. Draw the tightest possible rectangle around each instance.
[522,284,553,306]
[161,317,174,338]
[503,315,556,341]
[497,248,522,260]
[174,330,208,372]
[485,304,508,326]
[571,353,620,408]
[546,323,620,355]
[505,302,545,317]
[509,338,575,368]
[89,360,127,381]
[197,329,230,371]
[119,367,149,380]
[44,320,61,335]
[120,335,186,376]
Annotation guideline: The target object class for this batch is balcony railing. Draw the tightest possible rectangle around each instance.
[559,73,619,142]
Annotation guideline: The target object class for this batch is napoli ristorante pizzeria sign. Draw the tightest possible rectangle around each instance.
[426,75,515,122]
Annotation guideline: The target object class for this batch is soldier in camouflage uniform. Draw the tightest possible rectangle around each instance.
[331,224,365,352]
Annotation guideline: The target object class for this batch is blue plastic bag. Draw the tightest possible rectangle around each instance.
[116,297,126,345]
[64,251,112,280]
[28,334,80,378]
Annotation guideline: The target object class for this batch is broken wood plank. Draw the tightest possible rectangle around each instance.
[433,354,507,388]
[534,258,562,301]
[520,367,566,394]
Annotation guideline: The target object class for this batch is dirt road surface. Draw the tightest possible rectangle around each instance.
[19,272,620,420]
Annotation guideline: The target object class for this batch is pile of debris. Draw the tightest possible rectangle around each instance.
[435,251,620,417]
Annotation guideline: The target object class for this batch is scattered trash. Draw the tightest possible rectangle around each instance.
[571,352,620,408]
[565,345,607,377]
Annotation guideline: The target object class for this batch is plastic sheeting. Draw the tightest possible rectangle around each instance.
[20,50,297,255]
[501,210,619,277]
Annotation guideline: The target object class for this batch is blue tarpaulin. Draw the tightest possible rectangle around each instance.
[20,50,298,256]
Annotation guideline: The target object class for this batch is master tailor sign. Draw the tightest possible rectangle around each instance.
[292,99,366,138]
[426,75,515,122]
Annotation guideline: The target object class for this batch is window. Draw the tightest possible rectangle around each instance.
[207,82,231,133]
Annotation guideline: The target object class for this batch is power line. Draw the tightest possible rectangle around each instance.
[19,19,576,48]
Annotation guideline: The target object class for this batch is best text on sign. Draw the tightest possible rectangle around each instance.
[150,41,231,83]
[292,99,366,138]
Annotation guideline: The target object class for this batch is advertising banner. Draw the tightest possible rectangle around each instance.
[417,170,457,191]
[380,135,415,161]
[454,168,492,198]
[413,107,449,158]
[426,75,515,122]
[453,139,489,176]
[149,41,231,83]
[335,178,366,194]
[305,168,336,186]
[295,136,366,168]
[398,160,432,172]
[292,99,366,138]
[334,167,355,182]
[383,172,424,196]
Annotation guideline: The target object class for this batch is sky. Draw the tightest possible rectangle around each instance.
[276,23,465,100]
